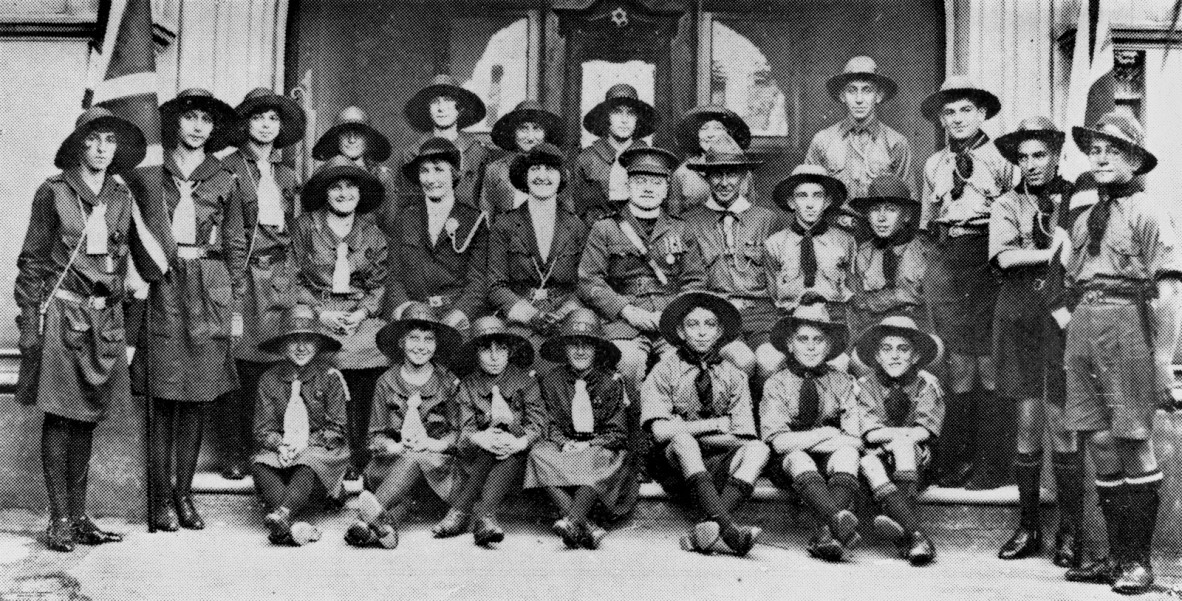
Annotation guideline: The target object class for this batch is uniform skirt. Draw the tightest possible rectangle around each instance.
[235,262,291,363]
[524,441,628,506]
[36,295,129,423]
[253,442,352,499]
[363,450,462,503]
[924,234,999,356]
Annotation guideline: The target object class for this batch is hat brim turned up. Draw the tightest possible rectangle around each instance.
[301,164,385,215]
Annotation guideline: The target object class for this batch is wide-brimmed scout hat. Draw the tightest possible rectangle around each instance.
[375,301,463,365]
[684,131,763,174]
[509,142,567,194]
[994,116,1065,166]
[583,84,657,139]
[773,164,848,212]
[301,156,385,215]
[539,308,622,369]
[312,106,392,162]
[1071,111,1157,176]
[848,174,920,213]
[920,75,1001,123]
[55,107,147,172]
[234,87,307,149]
[770,295,849,361]
[853,314,942,371]
[658,292,743,348]
[618,146,679,178]
[491,100,564,152]
[676,104,751,153]
[257,305,342,355]
[826,56,898,104]
[403,74,487,133]
[401,137,463,182]
[160,88,239,153]
[455,315,535,375]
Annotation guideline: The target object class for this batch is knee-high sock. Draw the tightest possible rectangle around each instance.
[150,398,176,499]
[935,391,972,474]
[689,472,731,528]
[1014,452,1042,530]
[874,482,918,534]
[41,414,72,520]
[1125,471,1163,564]
[251,464,287,509]
[280,466,326,517]
[894,469,920,516]
[226,360,267,466]
[974,389,1015,484]
[173,403,205,495]
[1095,473,1128,561]
[65,418,96,519]
[829,472,860,513]
[545,486,574,516]
[452,452,496,513]
[792,470,840,520]
[719,476,755,514]
[343,368,382,470]
[569,486,600,523]
[474,454,525,517]
[1051,451,1084,535]
[372,460,425,509]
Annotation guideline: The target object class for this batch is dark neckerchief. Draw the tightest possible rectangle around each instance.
[871,229,915,287]
[874,365,919,427]
[676,343,725,419]
[788,217,830,288]
[1018,175,1070,249]
[784,354,832,430]
[948,131,989,200]
[1087,178,1140,257]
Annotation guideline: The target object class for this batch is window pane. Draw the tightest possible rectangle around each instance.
[450,16,530,132]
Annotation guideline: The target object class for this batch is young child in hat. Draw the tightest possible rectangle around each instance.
[482,100,568,217]
[640,292,769,556]
[669,104,751,215]
[573,84,657,220]
[852,315,943,566]
[398,74,492,209]
[345,302,463,549]
[760,294,862,562]
[434,316,546,546]
[525,309,629,549]
[251,305,350,546]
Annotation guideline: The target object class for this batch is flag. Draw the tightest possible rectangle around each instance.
[86,0,175,284]
[1062,0,1115,182]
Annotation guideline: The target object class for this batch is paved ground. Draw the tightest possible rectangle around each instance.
[0,497,1179,601]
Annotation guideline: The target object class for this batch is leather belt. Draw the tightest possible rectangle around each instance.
[54,289,112,310]
[250,252,286,268]
[177,245,215,260]
[1078,289,1138,305]
[937,223,987,238]
[611,277,669,296]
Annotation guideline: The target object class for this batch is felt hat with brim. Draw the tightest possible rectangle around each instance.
[583,84,658,139]
[312,106,392,162]
[853,315,942,372]
[619,146,679,178]
[684,132,763,174]
[1071,111,1157,176]
[491,100,564,152]
[401,137,463,183]
[454,316,535,376]
[773,164,848,212]
[539,308,622,369]
[160,88,238,153]
[234,87,307,149]
[658,292,743,348]
[301,156,385,215]
[257,305,342,355]
[54,107,147,172]
[676,104,751,153]
[509,142,567,194]
[920,75,1001,122]
[770,297,849,361]
[848,174,919,213]
[826,56,898,104]
[994,116,1065,166]
[375,302,463,364]
[404,74,487,133]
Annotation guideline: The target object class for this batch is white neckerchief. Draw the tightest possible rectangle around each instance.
[705,196,751,248]
[489,384,515,427]
[425,194,455,246]
[282,379,310,452]
[331,241,351,293]
[85,202,109,256]
[256,158,285,230]
[171,177,198,245]
[570,378,594,434]
[529,195,558,261]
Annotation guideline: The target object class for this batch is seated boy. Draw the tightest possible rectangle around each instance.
[640,292,770,556]
[852,315,943,565]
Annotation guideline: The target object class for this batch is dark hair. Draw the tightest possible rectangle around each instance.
[61,126,119,168]
[238,106,285,144]
[162,107,219,150]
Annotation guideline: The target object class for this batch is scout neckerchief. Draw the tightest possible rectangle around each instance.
[869,228,915,289]
[401,391,429,443]
[705,196,754,271]
[948,131,989,201]
[1087,179,1139,257]
[839,117,882,183]
[617,208,669,285]
[489,383,516,429]
[255,156,286,230]
[1018,176,1070,250]
[874,364,919,427]
[788,216,830,288]
[171,177,199,245]
[783,354,831,430]
[283,377,310,453]
[675,343,725,419]
[569,367,596,435]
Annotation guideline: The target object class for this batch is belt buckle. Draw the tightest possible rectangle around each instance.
[531,288,549,302]
[427,295,444,308]
[1082,290,1102,304]
[949,226,965,237]
[87,297,107,310]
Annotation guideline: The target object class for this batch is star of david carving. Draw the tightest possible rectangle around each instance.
[611,7,628,27]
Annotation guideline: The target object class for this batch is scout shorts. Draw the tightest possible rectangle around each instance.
[924,234,999,357]
[644,433,742,499]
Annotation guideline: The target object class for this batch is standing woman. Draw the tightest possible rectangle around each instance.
[217,87,306,480]
[292,156,389,479]
[133,89,245,531]
[669,105,751,216]
[15,107,147,551]
[480,100,566,217]
[310,106,400,235]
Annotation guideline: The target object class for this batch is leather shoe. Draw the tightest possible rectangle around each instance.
[552,518,581,549]
[831,509,861,550]
[173,491,205,530]
[1053,530,1083,568]
[998,527,1042,560]
[936,462,973,488]
[806,525,846,563]
[264,506,292,543]
[472,516,505,546]
[1066,557,1120,585]
[432,508,471,538]
[71,516,123,545]
[344,521,378,547]
[220,463,246,480]
[1112,560,1155,595]
[907,531,937,566]
[691,522,760,556]
[45,517,75,553]
[582,522,607,550]
[150,496,179,532]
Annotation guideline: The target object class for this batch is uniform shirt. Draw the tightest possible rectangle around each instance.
[988,181,1069,267]
[368,364,460,449]
[487,202,589,316]
[539,366,628,449]
[385,197,488,319]
[222,149,300,262]
[921,138,1015,228]
[163,155,247,306]
[805,117,914,201]
[681,199,785,300]
[398,132,492,210]
[854,369,944,440]
[640,351,758,438]
[291,210,388,317]
[253,357,348,452]
[573,138,649,217]
[1066,187,1182,285]
[760,367,859,442]
[850,234,931,314]
[764,223,856,308]
[456,365,546,451]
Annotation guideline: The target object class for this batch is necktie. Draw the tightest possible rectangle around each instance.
[256,159,285,230]
[884,382,911,427]
[570,379,594,434]
[797,373,820,429]
[171,178,198,245]
[401,392,428,443]
[282,380,310,452]
[85,202,108,255]
[489,384,515,428]
[1087,185,1117,257]
[332,242,351,293]
[872,238,900,288]
[722,214,736,250]
[790,218,828,288]
[608,155,629,201]
[694,365,714,419]
[949,132,986,201]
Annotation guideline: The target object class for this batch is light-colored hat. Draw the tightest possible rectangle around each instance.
[1071,112,1157,175]
[826,56,898,103]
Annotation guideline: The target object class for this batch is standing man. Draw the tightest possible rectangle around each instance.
[806,56,912,234]
[1062,114,1181,595]
[399,75,492,210]
[572,84,656,221]
[918,76,1014,489]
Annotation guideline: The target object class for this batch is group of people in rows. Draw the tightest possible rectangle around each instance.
[15,54,1179,596]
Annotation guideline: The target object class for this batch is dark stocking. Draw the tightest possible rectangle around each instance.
[1015,452,1042,530]
[545,486,574,516]
[569,486,600,523]
[1052,452,1084,535]
[343,368,383,471]
[452,452,497,512]
[224,360,270,468]
[150,398,176,498]
[65,419,96,518]
[719,476,754,514]
[473,454,525,517]
[874,483,918,533]
[280,466,326,516]
[1095,474,1127,561]
[173,403,205,494]
[829,472,860,512]
[793,470,840,519]
[251,463,287,509]
[41,414,72,520]
[372,460,425,509]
